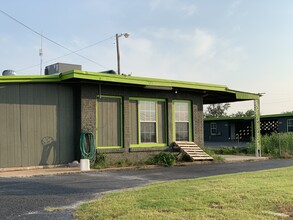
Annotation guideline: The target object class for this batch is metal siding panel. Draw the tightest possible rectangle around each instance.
[20,84,58,166]
[129,100,138,144]
[58,85,75,164]
[157,101,165,143]
[0,85,21,168]
[42,85,58,165]
[98,99,102,146]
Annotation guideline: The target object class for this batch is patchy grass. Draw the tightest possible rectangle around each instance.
[206,146,255,156]
[75,167,293,220]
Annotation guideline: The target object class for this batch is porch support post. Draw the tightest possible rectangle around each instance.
[254,98,261,157]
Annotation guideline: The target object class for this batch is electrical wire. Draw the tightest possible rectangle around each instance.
[16,36,114,72]
[0,8,112,69]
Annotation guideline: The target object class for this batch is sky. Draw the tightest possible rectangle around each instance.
[1,0,293,115]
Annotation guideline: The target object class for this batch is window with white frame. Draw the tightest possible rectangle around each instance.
[288,119,293,132]
[210,122,218,135]
[174,101,191,141]
[140,100,156,143]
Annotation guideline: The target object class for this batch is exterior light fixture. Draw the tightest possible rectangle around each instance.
[116,33,129,75]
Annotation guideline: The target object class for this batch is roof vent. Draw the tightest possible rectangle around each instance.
[2,69,16,76]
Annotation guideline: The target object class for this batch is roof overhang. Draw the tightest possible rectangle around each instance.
[0,70,261,103]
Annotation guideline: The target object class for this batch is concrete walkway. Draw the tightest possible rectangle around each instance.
[221,155,268,162]
[0,155,268,178]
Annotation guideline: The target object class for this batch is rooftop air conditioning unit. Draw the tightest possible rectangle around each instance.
[44,63,82,75]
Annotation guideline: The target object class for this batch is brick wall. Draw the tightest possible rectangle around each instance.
[80,82,204,162]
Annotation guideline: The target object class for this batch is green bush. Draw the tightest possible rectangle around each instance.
[150,152,176,167]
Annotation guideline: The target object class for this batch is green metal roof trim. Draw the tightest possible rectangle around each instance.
[61,70,229,92]
[227,89,260,100]
[204,116,253,121]
[205,113,293,121]
[0,74,60,83]
[63,70,260,100]
[0,70,260,100]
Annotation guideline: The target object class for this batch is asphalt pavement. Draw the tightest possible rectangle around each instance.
[0,159,292,220]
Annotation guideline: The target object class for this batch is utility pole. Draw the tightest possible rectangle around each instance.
[115,33,129,75]
[39,33,43,75]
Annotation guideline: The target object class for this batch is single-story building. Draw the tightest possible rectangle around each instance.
[204,113,293,143]
[0,69,261,168]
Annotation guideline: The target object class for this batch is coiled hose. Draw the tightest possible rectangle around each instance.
[80,132,96,165]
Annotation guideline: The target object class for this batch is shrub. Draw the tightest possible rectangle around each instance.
[150,152,176,167]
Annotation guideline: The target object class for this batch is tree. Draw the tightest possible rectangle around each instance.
[282,111,293,114]
[204,103,230,118]
[231,109,255,117]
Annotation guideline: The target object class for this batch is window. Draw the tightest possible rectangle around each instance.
[210,122,218,135]
[288,119,293,132]
[174,101,191,141]
[129,98,166,147]
[140,101,156,143]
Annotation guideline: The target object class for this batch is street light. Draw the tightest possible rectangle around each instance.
[116,33,129,75]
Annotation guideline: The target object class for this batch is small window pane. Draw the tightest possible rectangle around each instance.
[141,122,156,143]
[175,102,189,122]
[140,100,156,143]
[140,101,156,122]
[176,122,189,141]
[174,101,191,142]
[211,123,217,135]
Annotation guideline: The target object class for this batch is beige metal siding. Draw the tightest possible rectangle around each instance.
[58,85,75,164]
[129,100,138,144]
[97,97,121,147]
[0,85,21,168]
[0,83,75,168]
[20,84,58,166]
[157,101,166,143]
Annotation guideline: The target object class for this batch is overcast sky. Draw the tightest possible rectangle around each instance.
[1,0,293,115]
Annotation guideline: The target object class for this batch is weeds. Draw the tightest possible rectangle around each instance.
[251,132,293,158]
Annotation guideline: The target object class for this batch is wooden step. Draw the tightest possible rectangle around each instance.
[174,141,213,161]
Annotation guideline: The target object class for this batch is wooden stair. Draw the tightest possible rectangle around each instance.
[174,141,213,161]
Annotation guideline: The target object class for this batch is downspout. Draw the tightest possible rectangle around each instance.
[254,97,261,157]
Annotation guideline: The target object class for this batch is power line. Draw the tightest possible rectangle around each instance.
[17,36,114,72]
[0,8,112,68]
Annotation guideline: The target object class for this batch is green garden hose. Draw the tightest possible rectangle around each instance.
[80,132,96,164]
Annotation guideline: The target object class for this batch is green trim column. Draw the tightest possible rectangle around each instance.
[254,98,261,157]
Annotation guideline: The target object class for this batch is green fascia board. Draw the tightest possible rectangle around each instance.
[65,71,260,100]
[0,74,61,83]
[227,89,261,100]
[204,116,254,121]
[61,70,228,92]
[0,70,260,101]
[204,113,293,122]
[261,113,293,119]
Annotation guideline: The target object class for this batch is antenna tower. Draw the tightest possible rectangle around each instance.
[39,33,43,75]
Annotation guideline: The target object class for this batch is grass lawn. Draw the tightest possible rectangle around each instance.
[75,167,293,220]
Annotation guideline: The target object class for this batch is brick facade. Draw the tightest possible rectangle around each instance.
[80,82,204,163]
